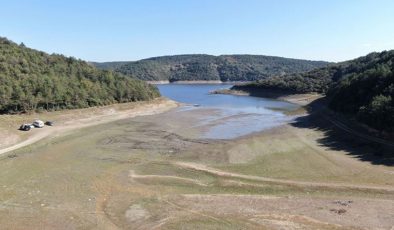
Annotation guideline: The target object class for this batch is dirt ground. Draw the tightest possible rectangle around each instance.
[0,97,178,155]
[0,98,393,229]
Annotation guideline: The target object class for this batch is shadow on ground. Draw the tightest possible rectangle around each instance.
[290,98,394,166]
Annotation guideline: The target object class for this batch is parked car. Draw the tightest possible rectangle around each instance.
[45,121,54,126]
[19,124,33,131]
[33,120,44,128]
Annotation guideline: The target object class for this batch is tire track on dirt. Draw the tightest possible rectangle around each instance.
[174,162,394,193]
[129,170,208,186]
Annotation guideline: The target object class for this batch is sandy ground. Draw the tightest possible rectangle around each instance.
[171,194,394,230]
[0,95,393,229]
[174,161,394,192]
[212,89,323,106]
[0,131,20,149]
[0,98,178,155]
[278,93,324,106]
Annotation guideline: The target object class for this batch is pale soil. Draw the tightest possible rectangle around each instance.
[147,80,171,84]
[129,170,208,187]
[171,80,224,84]
[0,96,393,229]
[278,93,323,106]
[0,98,178,155]
[125,204,150,223]
[148,80,225,84]
[0,131,20,149]
[174,161,394,192]
[172,194,394,230]
[212,89,322,106]
[148,81,252,85]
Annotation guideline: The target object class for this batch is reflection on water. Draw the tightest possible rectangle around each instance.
[157,84,300,139]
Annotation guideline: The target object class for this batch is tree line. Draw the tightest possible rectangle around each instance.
[233,50,394,132]
[0,37,160,114]
[94,54,329,82]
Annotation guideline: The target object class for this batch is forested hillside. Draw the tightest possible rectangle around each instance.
[94,54,329,82]
[93,61,128,71]
[328,51,394,131]
[233,50,394,132]
[0,37,159,113]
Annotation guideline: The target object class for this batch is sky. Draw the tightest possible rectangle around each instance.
[1,0,393,62]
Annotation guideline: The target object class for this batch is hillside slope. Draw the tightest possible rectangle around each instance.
[0,37,159,113]
[233,50,394,132]
[94,54,329,82]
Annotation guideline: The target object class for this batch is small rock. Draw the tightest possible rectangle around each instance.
[8,154,17,158]
[330,208,347,214]
[333,200,353,206]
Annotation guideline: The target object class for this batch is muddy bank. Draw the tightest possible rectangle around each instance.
[147,80,171,84]
[148,80,224,84]
[148,80,252,85]
[212,88,322,106]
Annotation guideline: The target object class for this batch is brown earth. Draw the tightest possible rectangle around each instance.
[0,96,393,229]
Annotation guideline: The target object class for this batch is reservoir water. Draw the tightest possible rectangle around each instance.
[157,84,300,139]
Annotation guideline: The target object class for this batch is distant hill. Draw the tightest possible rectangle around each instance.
[93,61,128,71]
[93,54,329,82]
[0,37,159,113]
[233,50,394,132]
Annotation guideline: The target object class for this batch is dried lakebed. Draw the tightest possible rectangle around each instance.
[0,84,393,229]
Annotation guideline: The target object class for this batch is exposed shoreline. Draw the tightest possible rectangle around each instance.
[147,80,251,85]
[0,88,314,155]
[213,88,394,143]
[0,97,179,155]
[211,88,323,106]
[1,87,394,229]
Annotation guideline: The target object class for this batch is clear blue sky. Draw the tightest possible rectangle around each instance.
[1,0,393,62]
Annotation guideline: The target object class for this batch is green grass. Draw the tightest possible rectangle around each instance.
[215,128,394,186]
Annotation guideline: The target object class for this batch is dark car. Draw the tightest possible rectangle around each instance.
[19,124,32,131]
[45,121,54,126]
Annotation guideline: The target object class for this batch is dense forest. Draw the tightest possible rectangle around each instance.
[233,50,394,132]
[94,54,329,82]
[0,37,160,114]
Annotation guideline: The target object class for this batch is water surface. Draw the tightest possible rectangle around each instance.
[157,84,299,139]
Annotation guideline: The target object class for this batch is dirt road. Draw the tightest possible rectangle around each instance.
[0,98,178,155]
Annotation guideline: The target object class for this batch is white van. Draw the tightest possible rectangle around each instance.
[33,120,44,128]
